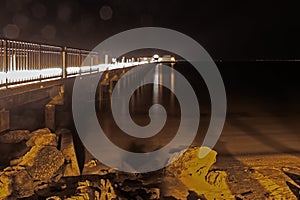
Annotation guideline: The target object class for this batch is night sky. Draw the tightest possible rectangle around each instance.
[0,0,299,60]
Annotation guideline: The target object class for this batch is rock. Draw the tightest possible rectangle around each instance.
[0,128,66,199]
[26,128,58,147]
[46,196,62,200]
[187,190,207,200]
[10,158,21,166]
[66,194,89,200]
[13,167,35,198]
[63,178,116,200]
[76,185,97,200]
[165,146,233,199]
[31,128,52,135]
[206,170,228,187]
[166,146,217,179]
[0,172,13,199]
[0,130,30,143]
[0,166,34,199]
[19,146,65,182]
[99,179,117,200]
[85,159,98,168]
[26,133,58,147]
[148,188,160,199]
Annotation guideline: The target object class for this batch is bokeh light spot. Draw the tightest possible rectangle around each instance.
[99,6,113,21]
[3,24,20,39]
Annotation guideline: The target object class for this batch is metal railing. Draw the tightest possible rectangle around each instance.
[0,39,99,87]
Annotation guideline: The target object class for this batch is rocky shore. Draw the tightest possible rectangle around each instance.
[0,128,233,199]
[6,127,299,200]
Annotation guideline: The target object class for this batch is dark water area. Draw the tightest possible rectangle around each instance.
[218,61,300,111]
[93,61,300,156]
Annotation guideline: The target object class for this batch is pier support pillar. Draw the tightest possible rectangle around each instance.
[109,75,119,94]
[45,104,55,132]
[45,86,64,132]
[100,71,110,97]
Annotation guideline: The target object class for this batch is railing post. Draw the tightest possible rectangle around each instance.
[39,44,42,81]
[79,50,81,75]
[62,47,67,78]
[90,54,92,73]
[3,40,8,88]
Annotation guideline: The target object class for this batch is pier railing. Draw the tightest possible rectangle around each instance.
[0,39,99,87]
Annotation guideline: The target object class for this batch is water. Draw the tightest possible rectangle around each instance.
[94,61,300,157]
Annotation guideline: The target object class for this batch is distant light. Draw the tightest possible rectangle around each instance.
[171,57,176,62]
[99,6,113,21]
[153,54,159,59]
[3,24,20,39]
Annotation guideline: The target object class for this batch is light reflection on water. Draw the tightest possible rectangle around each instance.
[96,63,208,153]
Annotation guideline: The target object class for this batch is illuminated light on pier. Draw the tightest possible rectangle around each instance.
[0,38,174,89]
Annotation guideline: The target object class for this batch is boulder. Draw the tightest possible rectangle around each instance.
[98,178,117,200]
[12,167,35,198]
[25,128,57,147]
[0,172,13,199]
[0,166,34,199]
[62,178,116,200]
[0,130,30,143]
[0,128,66,199]
[166,146,217,179]
[19,146,65,182]
[31,128,52,135]
[26,133,58,147]
[165,146,233,199]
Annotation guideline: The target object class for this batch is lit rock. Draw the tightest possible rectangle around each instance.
[10,158,22,166]
[46,196,62,200]
[206,170,228,187]
[166,146,217,179]
[30,127,52,135]
[19,146,65,182]
[0,171,13,199]
[26,128,58,147]
[0,130,30,143]
[85,159,98,168]
[12,166,35,198]
[0,166,34,198]
[99,179,117,200]
[0,128,66,199]
[165,146,234,199]
[64,178,117,200]
[26,133,58,147]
